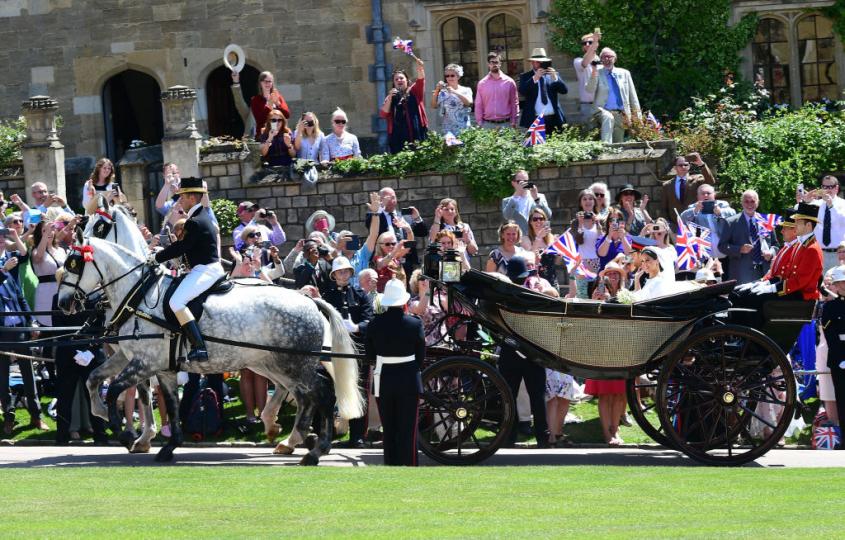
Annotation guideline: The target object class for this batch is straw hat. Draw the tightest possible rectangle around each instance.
[529,48,552,62]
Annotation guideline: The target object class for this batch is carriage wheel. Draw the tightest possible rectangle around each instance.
[656,325,795,466]
[626,369,674,448]
[419,356,515,465]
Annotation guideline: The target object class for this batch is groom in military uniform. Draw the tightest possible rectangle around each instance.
[149,177,224,362]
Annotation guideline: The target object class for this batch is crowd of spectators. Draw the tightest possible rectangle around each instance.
[2,35,844,453]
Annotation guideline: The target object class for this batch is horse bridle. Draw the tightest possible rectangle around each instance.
[60,243,146,310]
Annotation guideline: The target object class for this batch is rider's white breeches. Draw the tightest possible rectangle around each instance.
[169,262,226,315]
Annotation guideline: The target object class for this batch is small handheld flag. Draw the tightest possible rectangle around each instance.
[545,230,596,278]
[523,115,546,147]
[392,36,414,56]
[674,211,699,270]
[754,212,782,235]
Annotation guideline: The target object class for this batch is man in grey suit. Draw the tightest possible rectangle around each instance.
[718,190,778,285]
[585,47,641,143]
[501,169,552,235]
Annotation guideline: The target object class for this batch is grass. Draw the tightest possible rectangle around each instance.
[0,466,843,538]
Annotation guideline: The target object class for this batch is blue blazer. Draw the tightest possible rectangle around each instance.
[518,70,568,128]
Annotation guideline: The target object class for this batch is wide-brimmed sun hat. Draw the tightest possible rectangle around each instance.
[305,210,336,233]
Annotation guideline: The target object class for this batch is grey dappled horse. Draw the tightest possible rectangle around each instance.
[57,237,363,464]
[83,202,158,453]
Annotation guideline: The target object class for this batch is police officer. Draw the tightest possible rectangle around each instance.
[364,278,425,466]
[821,265,845,434]
[323,256,373,448]
[149,177,223,362]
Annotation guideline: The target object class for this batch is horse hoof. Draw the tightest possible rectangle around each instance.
[273,443,294,455]
[304,433,319,451]
[299,453,319,466]
[129,442,151,454]
[265,423,281,442]
[118,430,136,450]
[154,447,174,462]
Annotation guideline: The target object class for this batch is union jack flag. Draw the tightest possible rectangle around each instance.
[523,115,546,147]
[754,212,782,235]
[675,214,699,270]
[686,221,712,259]
[392,36,414,56]
[814,424,841,450]
[545,230,596,279]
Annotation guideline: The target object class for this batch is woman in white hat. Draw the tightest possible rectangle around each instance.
[364,278,424,466]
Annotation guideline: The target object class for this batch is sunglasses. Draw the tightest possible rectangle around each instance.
[51,221,69,230]
[381,242,396,246]
[334,119,347,124]
[445,74,458,78]
[593,192,605,198]
[823,184,839,190]
[677,162,690,167]
[582,40,593,45]
[10,219,22,224]
[531,216,546,222]
[247,232,261,239]
[270,119,282,124]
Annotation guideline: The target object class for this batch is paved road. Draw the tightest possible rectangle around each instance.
[0,444,842,468]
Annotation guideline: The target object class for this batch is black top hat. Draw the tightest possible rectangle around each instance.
[780,209,796,228]
[506,256,531,282]
[793,202,820,223]
[176,177,207,195]
[615,184,643,203]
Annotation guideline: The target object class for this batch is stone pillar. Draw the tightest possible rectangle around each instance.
[160,86,202,178]
[116,149,155,227]
[20,96,66,204]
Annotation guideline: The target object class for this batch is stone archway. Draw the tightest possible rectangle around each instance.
[102,70,164,164]
[206,64,260,138]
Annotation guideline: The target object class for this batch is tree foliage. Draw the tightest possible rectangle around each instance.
[0,117,26,168]
[549,0,758,118]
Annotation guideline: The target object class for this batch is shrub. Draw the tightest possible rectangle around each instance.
[718,103,845,211]
[331,128,605,203]
[0,117,26,168]
[210,198,239,236]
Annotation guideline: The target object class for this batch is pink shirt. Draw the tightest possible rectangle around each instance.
[475,73,519,125]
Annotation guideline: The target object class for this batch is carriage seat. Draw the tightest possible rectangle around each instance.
[456,270,733,321]
[162,275,234,327]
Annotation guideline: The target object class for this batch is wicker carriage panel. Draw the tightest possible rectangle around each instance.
[499,310,691,369]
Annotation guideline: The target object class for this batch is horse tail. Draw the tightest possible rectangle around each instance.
[311,297,365,420]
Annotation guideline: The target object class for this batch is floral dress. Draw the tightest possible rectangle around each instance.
[436,86,473,135]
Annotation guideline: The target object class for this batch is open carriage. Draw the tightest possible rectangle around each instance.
[417,269,813,466]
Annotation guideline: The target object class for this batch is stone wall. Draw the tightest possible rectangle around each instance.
[0,162,25,197]
[202,140,677,261]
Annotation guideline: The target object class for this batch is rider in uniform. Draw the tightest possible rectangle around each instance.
[730,202,823,328]
[149,177,223,362]
[364,278,425,466]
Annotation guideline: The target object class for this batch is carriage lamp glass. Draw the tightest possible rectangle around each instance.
[424,242,442,279]
[440,248,462,283]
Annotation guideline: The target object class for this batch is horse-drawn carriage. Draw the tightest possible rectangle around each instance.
[415,268,811,466]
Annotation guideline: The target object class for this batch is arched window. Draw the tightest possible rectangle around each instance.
[797,15,838,102]
[102,70,163,163]
[206,65,260,138]
[487,14,523,80]
[752,18,790,105]
[441,17,479,91]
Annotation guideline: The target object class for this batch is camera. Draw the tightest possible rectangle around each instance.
[401,207,414,216]
[523,182,535,189]
[345,234,361,251]
[611,218,619,230]
[701,201,716,214]
[453,229,464,239]
[403,240,416,249]
[591,59,601,66]
[583,211,594,220]
[540,61,552,69]
[317,245,330,257]
[304,120,314,127]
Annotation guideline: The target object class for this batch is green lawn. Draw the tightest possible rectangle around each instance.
[0,467,842,538]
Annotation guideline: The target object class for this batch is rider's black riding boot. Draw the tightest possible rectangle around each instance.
[182,320,209,362]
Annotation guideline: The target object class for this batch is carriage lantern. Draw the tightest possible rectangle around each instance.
[440,248,463,283]
[423,242,442,280]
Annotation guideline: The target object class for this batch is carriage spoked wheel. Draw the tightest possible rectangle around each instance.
[625,368,674,449]
[418,356,515,465]
[655,325,795,466]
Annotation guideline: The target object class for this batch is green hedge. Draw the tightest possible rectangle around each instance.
[331,129,606,203]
